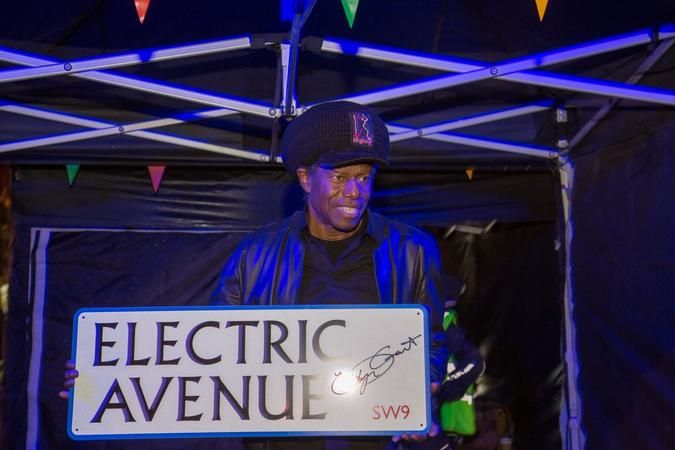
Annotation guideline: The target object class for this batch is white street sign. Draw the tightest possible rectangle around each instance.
[68,305,431,440]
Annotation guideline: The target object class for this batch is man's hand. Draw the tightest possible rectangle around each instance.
[58,360,79,399]
[391,381,441,443]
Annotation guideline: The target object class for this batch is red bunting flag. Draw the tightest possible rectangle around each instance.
[147,165,166,193]
[134,0,151,24]
[535,0,549,21]
[66,164,80,187]
[341,0,360,28]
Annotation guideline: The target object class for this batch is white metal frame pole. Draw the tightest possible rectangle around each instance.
[0,36,252,84]
[321,27,675,106]
[0,47,277,118]
[388,102,552,142]
[558,153,584,450]
[0,103,272,161]
[388,124,556,159]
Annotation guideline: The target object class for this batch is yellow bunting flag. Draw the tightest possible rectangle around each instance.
[535,0,549,21]
[147,165,166,193]
[66,164,80,187]
[134,0,151,24]
[465,167,474,181]
[341,0,360,28]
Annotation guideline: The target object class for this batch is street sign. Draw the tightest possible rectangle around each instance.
[68,305,431,440]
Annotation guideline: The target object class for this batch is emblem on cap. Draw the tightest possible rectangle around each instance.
[351,111,374,146]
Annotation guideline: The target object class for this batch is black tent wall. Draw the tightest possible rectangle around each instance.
[570,112,675,450]
[4,165,562,450]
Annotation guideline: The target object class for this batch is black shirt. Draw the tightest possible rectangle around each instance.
[298,219,379,306]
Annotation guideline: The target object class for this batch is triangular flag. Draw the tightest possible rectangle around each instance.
[465,167,474,181]
[535,0,549,21]
[147,165,166,193]
[341,0,360,28]
[134,0,151,24]
[66,164,80,186]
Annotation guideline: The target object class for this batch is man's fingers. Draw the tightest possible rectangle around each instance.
[393,421,440,443]
[65,360,75,369]
[65,369,79,380]
[58,390,70,400]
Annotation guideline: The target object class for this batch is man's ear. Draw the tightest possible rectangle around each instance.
[296,167,311,194]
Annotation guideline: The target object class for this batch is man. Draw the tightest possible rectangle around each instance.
[63,101,447,450]
[211,100,447,450]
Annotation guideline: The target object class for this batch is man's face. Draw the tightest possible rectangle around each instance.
[297,163,375,241]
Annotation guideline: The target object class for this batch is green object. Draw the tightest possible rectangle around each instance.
[341,0,359,28]
[440,308,477,435]
[440,385,477,435]
[443,308,457,330]
[66,164,80,186]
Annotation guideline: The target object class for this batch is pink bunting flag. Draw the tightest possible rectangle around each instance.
[134,0,151,24]
[147,165,166,193]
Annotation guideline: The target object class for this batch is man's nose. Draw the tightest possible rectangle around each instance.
[343,178,361,198]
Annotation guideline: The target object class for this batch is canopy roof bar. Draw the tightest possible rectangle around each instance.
[0,36,252,84]
[387,124,556,159]
[569,37,675,149]
[0,103,269,161]
[320,40,481,72]
[322,27,672,71]
[340,63,674,108]
[423,132,556,159]
[0,48,276,118]
[506,72,675,106]
[389,102,552,143]
[321,26,675,106]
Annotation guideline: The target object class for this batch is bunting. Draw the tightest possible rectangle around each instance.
[341,0,360,28]
[465,167,474,181]
[134,0,151,24]
[147,165,166,193]
[66,164,80,187]
[535,0,549,21]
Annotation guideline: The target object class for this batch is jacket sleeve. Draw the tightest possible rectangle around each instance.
[210,243,245,306]
[441,326,485,401]
[413,232,448,385]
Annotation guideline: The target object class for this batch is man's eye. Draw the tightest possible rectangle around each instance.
[359,176,370,183]
[333,175,344,182]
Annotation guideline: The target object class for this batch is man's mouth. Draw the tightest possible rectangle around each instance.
[336,206,360,218]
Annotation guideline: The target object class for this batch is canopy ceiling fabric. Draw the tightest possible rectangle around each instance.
[0,0,673,167]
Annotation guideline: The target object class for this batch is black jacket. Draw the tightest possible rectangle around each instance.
[211,209,448,382]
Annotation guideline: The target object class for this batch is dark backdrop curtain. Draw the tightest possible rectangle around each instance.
[571,116,675,450]
[4,165,562,450]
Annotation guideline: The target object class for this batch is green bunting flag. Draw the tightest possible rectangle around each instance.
[341,0,360,28]
[66,164,80,186]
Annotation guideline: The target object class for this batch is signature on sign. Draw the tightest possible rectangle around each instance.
[330,334,422,396]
